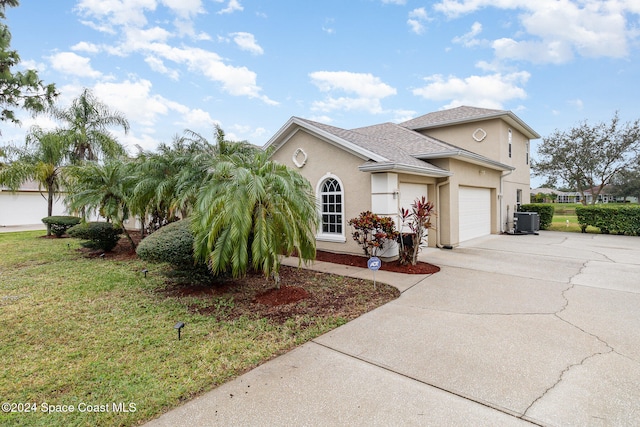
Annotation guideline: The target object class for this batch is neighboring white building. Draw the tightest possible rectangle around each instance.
[0,181,70,227]
[531,187,639,204]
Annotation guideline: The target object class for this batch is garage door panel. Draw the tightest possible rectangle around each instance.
[459,187,491,242]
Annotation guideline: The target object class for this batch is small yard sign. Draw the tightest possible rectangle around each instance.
[367,257,381,271]
[368,256,381,289]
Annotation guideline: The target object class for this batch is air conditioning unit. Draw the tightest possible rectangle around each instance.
[514,212,540,234]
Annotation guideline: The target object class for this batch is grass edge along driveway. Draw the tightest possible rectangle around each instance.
[0,231,398,427]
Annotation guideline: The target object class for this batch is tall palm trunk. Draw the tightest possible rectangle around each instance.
[46,183,54,236]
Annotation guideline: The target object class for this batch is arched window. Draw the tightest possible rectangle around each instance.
[317,175,345,241]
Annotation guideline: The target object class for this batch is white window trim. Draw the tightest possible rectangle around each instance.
[316,173,346,243]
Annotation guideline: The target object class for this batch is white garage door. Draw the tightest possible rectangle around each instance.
[458,186,491,242]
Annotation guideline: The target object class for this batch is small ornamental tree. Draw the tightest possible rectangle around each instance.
[398,196,434,265]
[348,211,399,257]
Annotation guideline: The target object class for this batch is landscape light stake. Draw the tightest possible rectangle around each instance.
[174,322,185,340]
[142,268,148,278]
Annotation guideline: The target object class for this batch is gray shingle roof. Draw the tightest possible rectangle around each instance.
[400,105,540,139]
[296,118,450,175]
[400,106,508,129]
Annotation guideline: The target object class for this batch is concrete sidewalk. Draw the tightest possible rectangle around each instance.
[0,224,46,233]
[146,231,640,426]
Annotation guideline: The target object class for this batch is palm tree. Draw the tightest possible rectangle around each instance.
[0,127,70,235]
[191,146,318,287]
[130,137,187,234]
[51,88,129,163]
[65,159,137,249]
[173,125,259,217]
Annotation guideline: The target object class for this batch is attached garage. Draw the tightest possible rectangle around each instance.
[458,186,491,242]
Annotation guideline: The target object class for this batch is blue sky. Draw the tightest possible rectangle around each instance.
[4,0,640,186]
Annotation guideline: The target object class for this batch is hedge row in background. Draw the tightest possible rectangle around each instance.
[576,205,640,235]
[41,216,81,237]
[67,222,123,251]
[519,204,554,230]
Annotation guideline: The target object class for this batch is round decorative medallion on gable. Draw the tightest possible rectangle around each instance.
[292,148,308,168]
[472,128,487,142]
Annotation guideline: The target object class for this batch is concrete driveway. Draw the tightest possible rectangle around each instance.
[147,231,640,426]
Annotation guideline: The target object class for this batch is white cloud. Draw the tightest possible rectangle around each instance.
[434,0,636,63]
[492,38,574,64]
[309,115,334,124]
[93,79,175,127]
[568,98,584,109]
[230,32,264,55]
[412,72,530,109]
[391,109,418,123]
[310,71,396,98]
[73,1,274,104]
[216,0,243,14]
[160,0,204,19]
[89,79,217,150]
[144,56,180,80]
[144,45,276,103]
[519,1,629,59]
[452,21,483,47]
[48,52,102,78]
[323,18,336,35]
[71,41,101,53]
[309,71,397,114]
[408,8,429,34]
[75,0,156,29]
[19,59,47,73]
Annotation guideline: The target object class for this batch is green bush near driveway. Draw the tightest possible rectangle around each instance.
[519,204,554,230]
[576,205,640,235]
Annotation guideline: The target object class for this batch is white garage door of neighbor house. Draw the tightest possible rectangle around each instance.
[458,186,491,242]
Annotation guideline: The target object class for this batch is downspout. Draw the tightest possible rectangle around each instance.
[500,170,514,233]
[436,178,450,248]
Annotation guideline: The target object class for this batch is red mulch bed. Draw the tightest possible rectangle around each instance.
[315,250,440,274]
[65,232,439,312]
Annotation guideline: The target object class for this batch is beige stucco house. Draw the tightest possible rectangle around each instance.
[265,106,540,256]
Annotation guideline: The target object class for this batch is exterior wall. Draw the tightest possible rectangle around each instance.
[422,119,506,161]
[429,158,501,246]
[269,129,371,255]
[0,191,69,226]
[396,174,436,247]
[370,172,436,258]
[419,118,532,235]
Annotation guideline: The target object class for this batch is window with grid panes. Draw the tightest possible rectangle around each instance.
[320,178,343,234]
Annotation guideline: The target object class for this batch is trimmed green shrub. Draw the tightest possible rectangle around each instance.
[576,205,640,235]
[136,219,197,267]
[41,216,81,237]
[519,204,554,230]
[67,222,123,251]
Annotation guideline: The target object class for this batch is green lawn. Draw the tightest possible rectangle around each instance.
[0,232,385,426]
[548,211,601,233]
[545,203,629,233]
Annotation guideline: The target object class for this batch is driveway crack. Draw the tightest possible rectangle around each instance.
[523,259,617,418]
[523,347,613,417]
